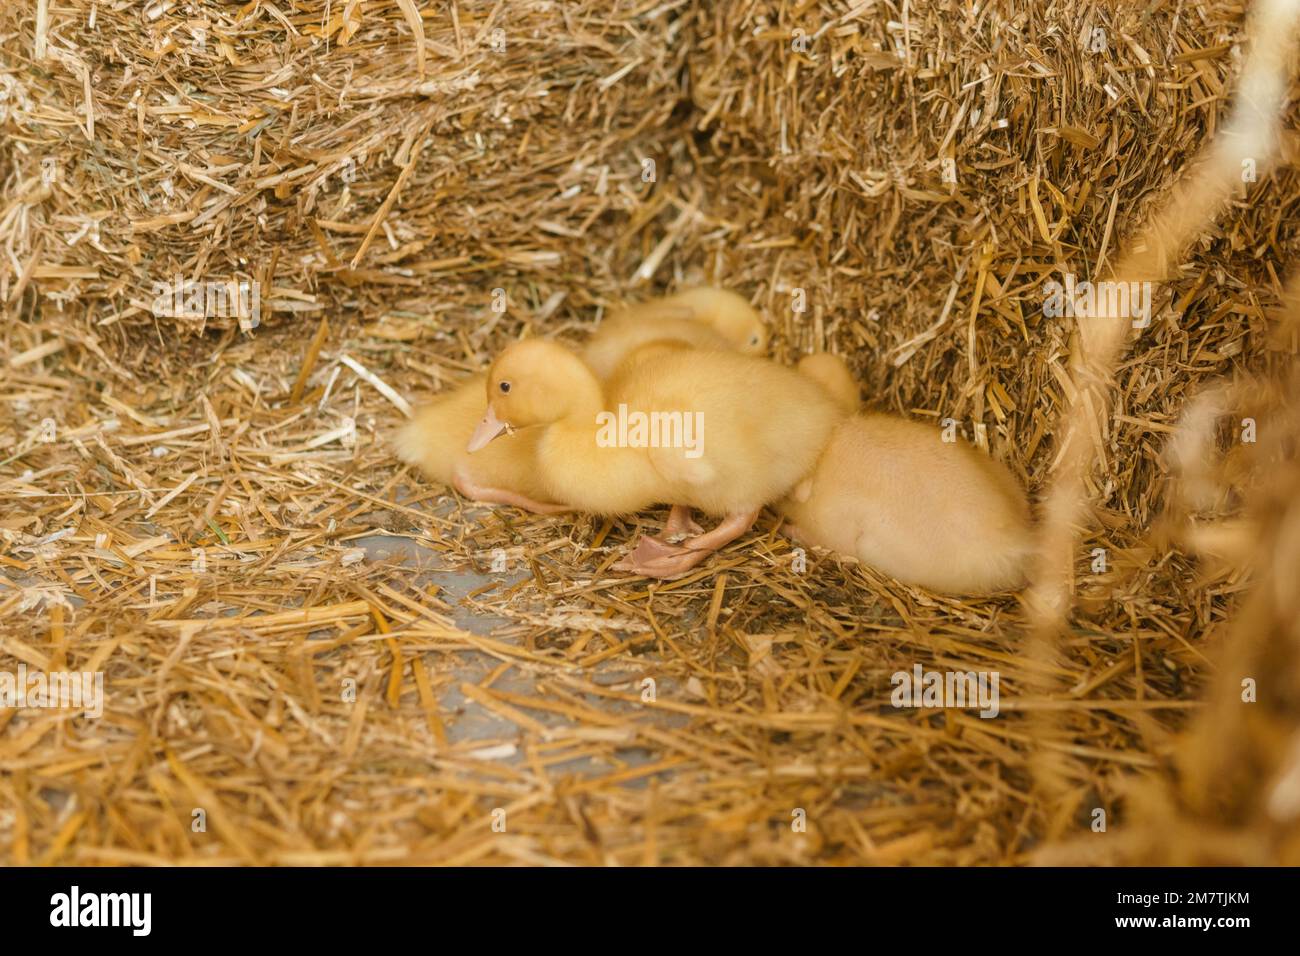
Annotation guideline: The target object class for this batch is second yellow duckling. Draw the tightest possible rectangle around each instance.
[468,339,843,577]
[783,353,1033,594]
[581,287,768,379]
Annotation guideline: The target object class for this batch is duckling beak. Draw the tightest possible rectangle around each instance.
[467,405,509,452]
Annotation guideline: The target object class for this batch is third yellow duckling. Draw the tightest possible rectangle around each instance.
[783,353,1033,594]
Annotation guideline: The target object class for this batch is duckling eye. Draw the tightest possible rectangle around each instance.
[499,381,511,394]
[748,334,760,346]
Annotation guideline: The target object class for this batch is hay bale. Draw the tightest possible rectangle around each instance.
[3,0,682,356]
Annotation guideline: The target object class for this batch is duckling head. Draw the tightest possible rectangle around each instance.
[467,339,601,452]
[705,297,768,356]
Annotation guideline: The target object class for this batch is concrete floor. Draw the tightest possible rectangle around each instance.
[354,532,687,775]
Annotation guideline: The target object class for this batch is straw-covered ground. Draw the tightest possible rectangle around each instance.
[2,1,1299,864]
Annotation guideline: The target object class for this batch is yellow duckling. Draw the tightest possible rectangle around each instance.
[781,353,1033,594]
[468,339,843,577]
[581,287,768,379]
[394,374,567,513]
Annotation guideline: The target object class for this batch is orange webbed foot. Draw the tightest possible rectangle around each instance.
[612,536,703,578]
[662,504,704,540]
[613,510,760,579]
